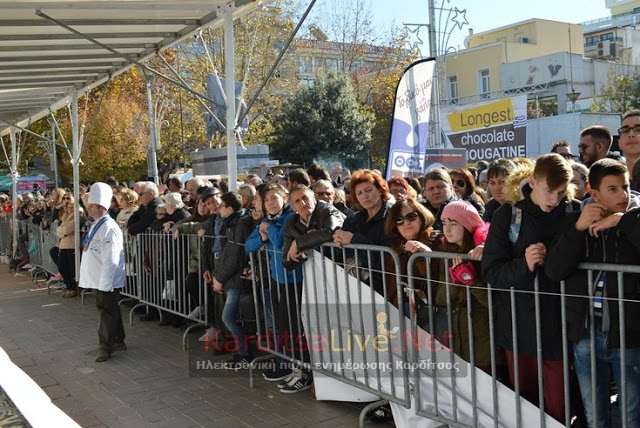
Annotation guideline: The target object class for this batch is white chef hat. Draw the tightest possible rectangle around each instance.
[87,182,112,210]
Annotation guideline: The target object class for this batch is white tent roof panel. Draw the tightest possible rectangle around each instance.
[0,0,266,135]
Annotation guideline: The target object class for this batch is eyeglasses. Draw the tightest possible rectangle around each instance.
[453,179,466,188]
[578,144,589,151]
[618,125,640,136]
[396,211,419,226]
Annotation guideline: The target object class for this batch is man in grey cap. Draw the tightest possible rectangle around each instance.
[79,182,126,362]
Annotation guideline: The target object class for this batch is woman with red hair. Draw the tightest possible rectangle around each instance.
[333,169,394,295]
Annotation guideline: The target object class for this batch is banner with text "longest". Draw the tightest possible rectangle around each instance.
[385,58,436,179]
[441,95,527,163]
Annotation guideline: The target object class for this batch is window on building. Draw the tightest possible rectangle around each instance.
[478,69,490,99]
[298,57,312,74]
[447,76,458,103]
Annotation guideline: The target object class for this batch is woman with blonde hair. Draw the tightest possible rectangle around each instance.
[115,188,139,228]
[56,196,85,298]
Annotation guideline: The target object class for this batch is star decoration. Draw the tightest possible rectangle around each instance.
[451,7,469,31]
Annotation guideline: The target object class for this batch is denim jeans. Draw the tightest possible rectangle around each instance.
[573,330,640,428]
[221,288,248,356]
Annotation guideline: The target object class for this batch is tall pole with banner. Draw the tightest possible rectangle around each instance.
[385,59,436,179]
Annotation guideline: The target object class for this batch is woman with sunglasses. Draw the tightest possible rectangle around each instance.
[449,168,486,217]
[383,199,436,307]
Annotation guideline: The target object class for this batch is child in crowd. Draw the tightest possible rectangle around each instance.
[245,184,309,393]
[546,159,640,428]
[433,201,493,371]
[482,153,579,424]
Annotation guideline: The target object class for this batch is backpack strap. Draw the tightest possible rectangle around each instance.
[509,205,522,245]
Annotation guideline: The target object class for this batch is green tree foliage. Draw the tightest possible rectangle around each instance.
[270,73,373,167]
[592,70,640,114]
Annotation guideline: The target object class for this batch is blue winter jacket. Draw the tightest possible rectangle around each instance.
[245,205,303,286]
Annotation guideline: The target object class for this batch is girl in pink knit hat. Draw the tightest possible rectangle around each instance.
[431,200,497,373]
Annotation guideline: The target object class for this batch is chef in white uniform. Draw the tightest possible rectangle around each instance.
[79,182,126,362]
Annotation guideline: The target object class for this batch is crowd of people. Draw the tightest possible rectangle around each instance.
[3,111,640,426]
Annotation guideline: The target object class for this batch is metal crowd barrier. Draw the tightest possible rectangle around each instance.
[246,243,411,425]
[39,223,60,276]
[0,216,12,257]
[403,251,640,428]
[127,230,209,349]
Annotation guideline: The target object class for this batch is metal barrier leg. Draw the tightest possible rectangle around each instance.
[182,324,206,351]
[129,303,147,326]
[358,399,388,428]
[249,354,273,389]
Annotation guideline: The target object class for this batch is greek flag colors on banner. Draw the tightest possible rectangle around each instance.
[440,95,528,163]
[385,58,436,180]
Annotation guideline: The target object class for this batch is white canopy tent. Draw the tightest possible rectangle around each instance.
[0,0,268,275]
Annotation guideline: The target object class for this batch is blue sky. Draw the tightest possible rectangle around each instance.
[309,0,611,52]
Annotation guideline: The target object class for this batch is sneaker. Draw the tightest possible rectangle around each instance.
[21,263,33,269]
[187,306,202,319]
[51,283,67,290]
[277,370,298,389]
[279,372,313,394]
[225,354,250,371]
[262,363,292,382]
[50,273,62,281]
[28,266,38,272]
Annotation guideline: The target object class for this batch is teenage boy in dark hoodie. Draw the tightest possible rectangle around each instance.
[546,158,640,428]
[482,153,579,424]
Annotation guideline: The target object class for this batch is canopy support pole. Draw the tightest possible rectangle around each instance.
[9,129,18,259]
[223,6,237,191]
[71,90,81,281]
[143,71,160,185]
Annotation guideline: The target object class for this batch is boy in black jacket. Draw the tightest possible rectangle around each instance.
[546,159,640,428]
[482,153,578,423]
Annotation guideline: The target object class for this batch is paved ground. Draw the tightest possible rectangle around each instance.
[0,264,393,427]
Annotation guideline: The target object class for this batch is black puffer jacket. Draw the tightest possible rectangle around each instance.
[482,183,579,360]
[546,209,640,348]
[282,201,345,270]
[214,210,253,291]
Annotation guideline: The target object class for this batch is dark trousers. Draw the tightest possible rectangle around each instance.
[49,246,59,268]
[95,289,125,351]
[505,349,565,424]
[270,280,310,366]
[58,249,76,291]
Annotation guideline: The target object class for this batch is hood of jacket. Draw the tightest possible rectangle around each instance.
[504,163,575,205]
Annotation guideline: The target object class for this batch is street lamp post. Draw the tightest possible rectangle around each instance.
[402,1,468,148]
[567,90,580,113]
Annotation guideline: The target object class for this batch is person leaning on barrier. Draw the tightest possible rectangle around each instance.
[546,159,640,428]
[333,169,394,294]
[126,181,161,236]
[383,198,435,308]
[79,182,126,363]
[171,197,211,320]
[282,184,345,271]
[432,201,496,372]
[210,192,254,371]
[245,183,305,386]
[482,153,580,424]
[198,186,231,352]
[114,189,139,228]
[56,195,85,298]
